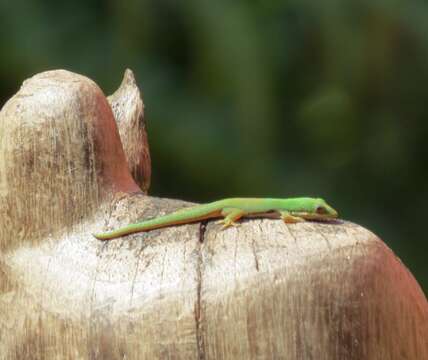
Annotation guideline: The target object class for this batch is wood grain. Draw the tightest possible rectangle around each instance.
[0,70,426,359]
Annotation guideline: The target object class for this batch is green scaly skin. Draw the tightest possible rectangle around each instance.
[93,197,338,240]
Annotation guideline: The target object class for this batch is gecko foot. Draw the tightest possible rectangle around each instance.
[280,211,305,224]
[216,219,241,229]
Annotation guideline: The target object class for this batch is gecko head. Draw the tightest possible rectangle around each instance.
[296,198,338,220]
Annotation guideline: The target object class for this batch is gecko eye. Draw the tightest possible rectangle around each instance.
[316,206,328,214]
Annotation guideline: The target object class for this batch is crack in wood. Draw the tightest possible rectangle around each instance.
[250,223,262,272]
[129,242,148,307]
[195,223,206,360]
[316,225,333,251]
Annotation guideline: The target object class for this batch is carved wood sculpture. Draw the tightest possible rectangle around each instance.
[108,69,151,194]
[0,70,426,359]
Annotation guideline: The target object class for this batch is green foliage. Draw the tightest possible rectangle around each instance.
[0,0,427,293]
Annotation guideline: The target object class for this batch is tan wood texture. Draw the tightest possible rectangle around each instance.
[0,70,427,359]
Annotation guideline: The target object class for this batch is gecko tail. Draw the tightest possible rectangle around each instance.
[92,232,114,241]
[92,202,220,240]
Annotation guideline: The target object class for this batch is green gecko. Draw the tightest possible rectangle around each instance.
[93,197,338,240]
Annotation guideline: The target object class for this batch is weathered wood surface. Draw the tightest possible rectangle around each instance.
[0,70,426,360]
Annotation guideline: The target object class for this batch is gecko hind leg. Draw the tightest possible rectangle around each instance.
[216,208,246,229]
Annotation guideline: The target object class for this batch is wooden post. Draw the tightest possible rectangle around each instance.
[0,70,426,359]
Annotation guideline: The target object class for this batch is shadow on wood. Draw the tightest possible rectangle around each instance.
[0,70,426,359]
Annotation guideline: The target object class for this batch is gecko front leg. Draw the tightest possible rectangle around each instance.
[280,211,304,224]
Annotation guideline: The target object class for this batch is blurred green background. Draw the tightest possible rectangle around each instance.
[0,1,426,293]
